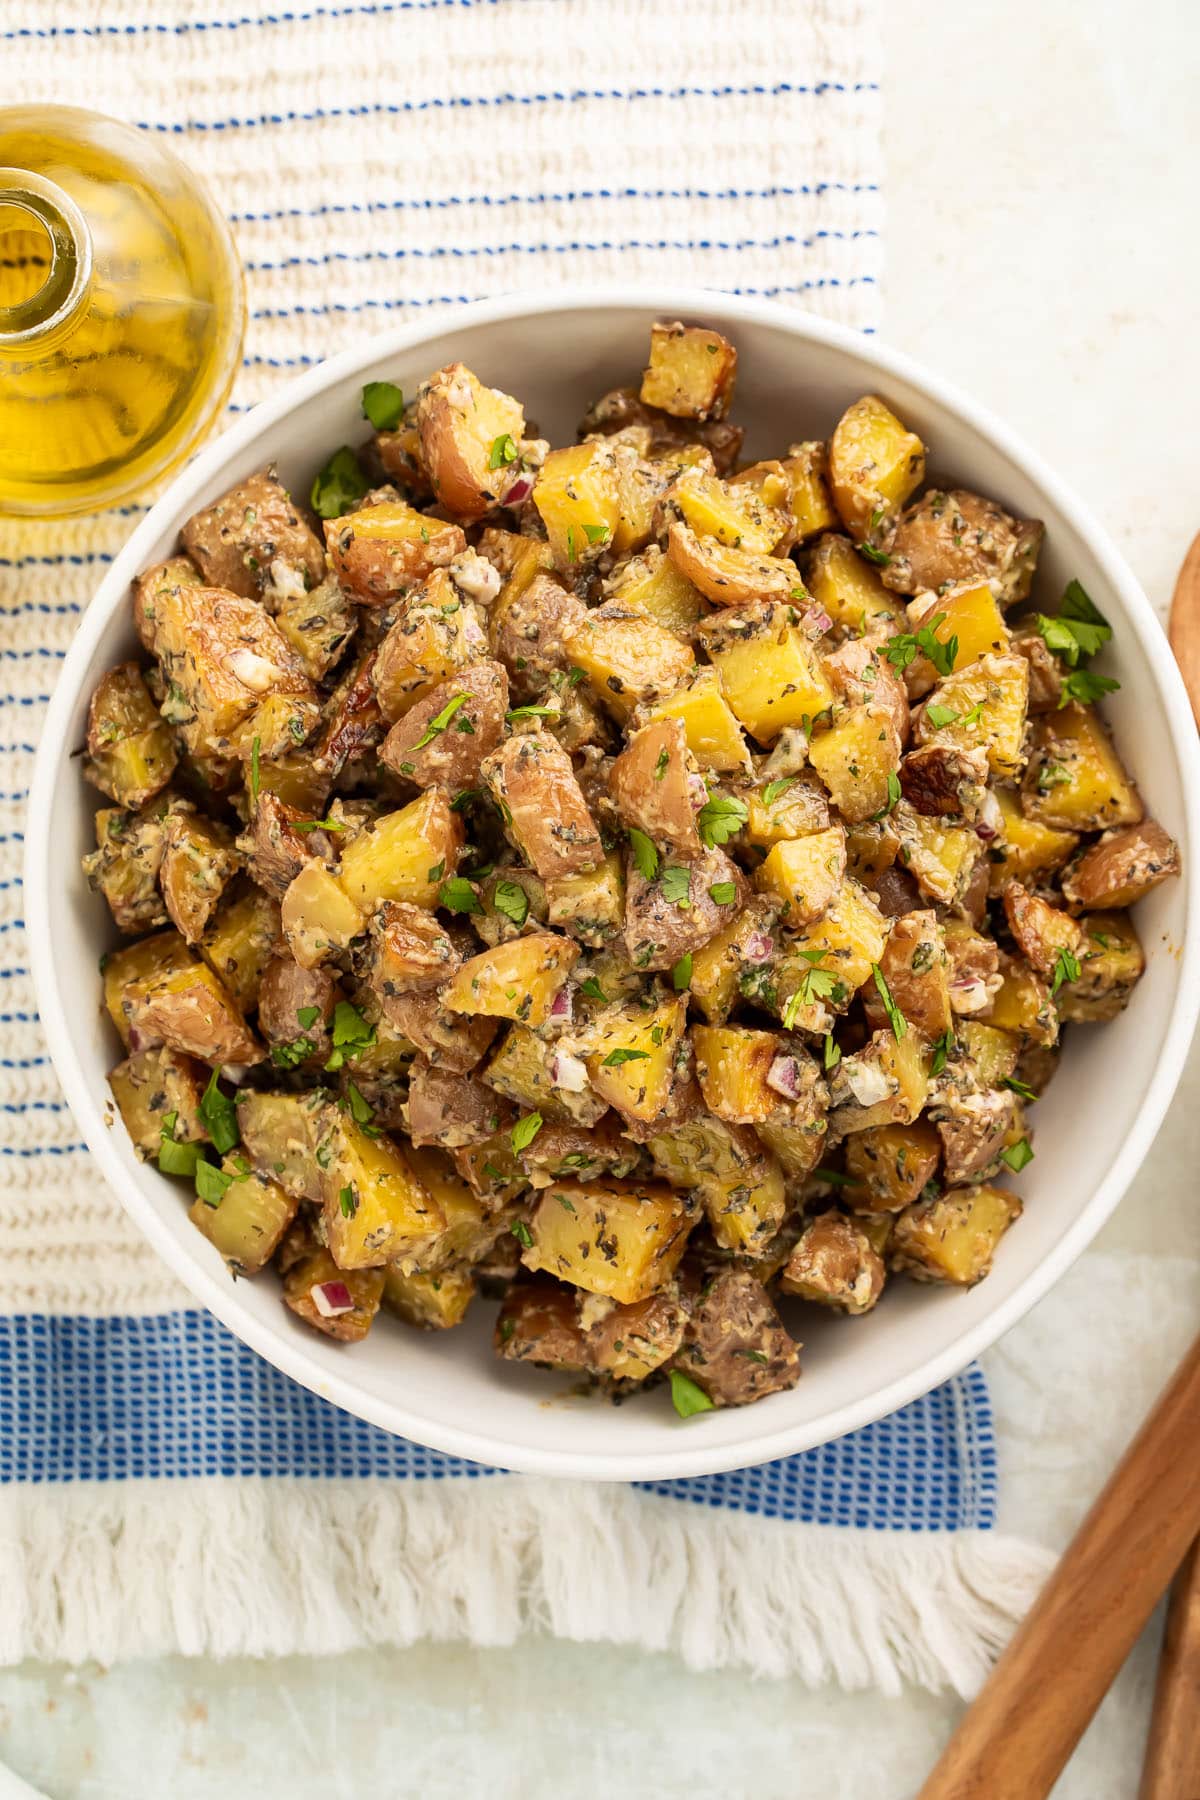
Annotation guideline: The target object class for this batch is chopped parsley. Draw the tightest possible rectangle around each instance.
[872,769,902,820]
[195,1159,234,1208]
[930,1029,955,1077]
[324,1001,377,1072]
[249,736,261,805]
[1001,1075,1037,1101]
[762,776,797,806]
[672,953,692,991]
[696,792,748,849]
[858,541,891,567]
[293,817,347,833]
[871,965,907,1041]
[493,879,529,927]
[1001,1137,1035,1172]
[310,445,370,520]
[669,1370,715,1419]
[823,1033,841,1071]
[412,692,470,749]
[270,1037,315,1069]
[583,522,610,544]
[659,865,692,908]
[601,1048,650,1067]
[510,1217,534,1248]
[925,703,960,729]
[346,1082,377,1134]
[709,881,737,905]
[198,1068,240,1155]
[506,705,560,722]
[339,1184,358,1218]
[296,1006,320,1030]
[628,827,659,880]
[439,877,482,915]
[488,433,519,469]
[1061,669,1120,706]
[158,1113,202,1178]
[1036,580,1112,667]
[1050,945,1081,994]
[579,977,608,1002]
[511,1112,543,1153]
[361,380,405,430]
[654,748,670,781]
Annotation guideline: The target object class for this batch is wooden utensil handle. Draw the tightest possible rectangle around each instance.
[1139,1537,1200,1799]
[918,1332,1200,1800]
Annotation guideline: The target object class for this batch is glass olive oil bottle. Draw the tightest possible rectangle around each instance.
[0,106,245,516]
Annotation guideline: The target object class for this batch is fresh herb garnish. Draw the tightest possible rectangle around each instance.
[925,703,960,729]
[601,1048,650,1067]
[1036,581,1112,667]
[506,704,560,722]
[412,693,470,749]
[696,793,748,849]
[583,522,610,545]
[493,879,529,927]
[198,1068,240,1155]
[709,881,737,905]
[1051,946,1081,994]
[488,433,519,469]
[439,877,482,915]
[158,1113,202,1178]
[654,748,670,781]
[669,1370,715,1419]
[672,953,692,991]
[310,445,369,519]
[1002,1075,1037,1101]
[324,1001,377,1071]
[293,817,347,833]
[1001,1137,1035,1172]
[249,736,261,805]
[762,776,797,806]
[660,865,692,908]
[628,827,659,880]
[1061,669,1120,706]
[858,542,891,567]
[346,1082,377,1134]
[872,769,902,820]
[361,380,405,430]
[871,965,907,1041]
[930,1029,955,1076]
[510,1217,534,1248]
[270,1037,315,1069]
[813,1167,861,1187]
[579,977,608,1002]
[339,1184,357,1218]
[511,1112,543,1153]
[195,1159,234,1208]
[824,1033,841,1071]
[296,1006,320,1030]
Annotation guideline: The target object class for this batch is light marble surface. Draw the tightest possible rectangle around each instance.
[3,1,1199,1794]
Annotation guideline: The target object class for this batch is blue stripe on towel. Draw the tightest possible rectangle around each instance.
[0,1311,996,1528]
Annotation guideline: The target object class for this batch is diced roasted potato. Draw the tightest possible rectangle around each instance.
[882,488,1043,605]
[1002,881,1084,982]
[623,844,746,974]
[181,470,325,603]
[379,985,497,1076]
[672,1269,800,1408]
[666,520,800,608]
[956,1019,1019,1086]
[532,440,622,570]
[846,817,904,887]
[109,1044,206,1157]
[371,570,490,720]
[159,807,239,944]
[1061,821,1179,912]
[283,1248,385,1343]
[102,929,195,1046]
[753,826,847,926]
[911,653,1029,779]
[132,553,202,653]
[988,951,1059,1047]
[273,572,357,683]
[935,1087,1020,1185]
[516,1117,642,1188]
[663,464,787,555]
[908,584,1011,679]
[1057,911,1145,1021]
[1021,703,1143,831]
[891,1185,1022,1286]
[892,802,982,907]
[733,444,839,547]
[686,896,777,1025]
[899,743,990,821]
[319,1113,445,1271]
[609,717,702,860]
[579,383,743,475]
[580,993,690,1127]
[152,584,319,761]
[773,880,888,1023]
[453,1132,530,1209]
[494,1279,591,1371]
[441,934,578,1029]
[821,635,911,743]
[604,546,708,636]
[84,662,178,807]
[646,1111,785,1254]
[83,803,169,935]
[986,787,1079,896]
[779,1213,885,1315]
[639,320,738,421]
[545,852,626,947]
[485,1024,607,1126]
[808,705,902,824]
[844,1118,941,1212]
[482,730,603,880]
[520,1173,693,1303]
[828,395,925,540]
[692,1023,783,1125]
[337,790,463,911]
[128,959,262,1068]
[414,362,526,520]
[379,659,509,792]
[489,571,587,704]
[401,1145,513,1271]
[364,900,461,1008]
[384,1262,476,1330]
[238,1089,325,1200]
[698,601,835,744]
[804,533,907,637]
[325,500,467,604]
[637,668,752,773]
[828,1027,930,1136]
[743,772,830,847]
[564,602,695,724]
[861,910,952,1041]
[406,1060,511,1151]
[189,1160,298,1276]
[280,860,365,969]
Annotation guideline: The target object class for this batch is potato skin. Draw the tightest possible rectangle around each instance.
[379,659,509,792]
[325,501,467,604]
[672,1269,800,1408]
[482,730,604,880]
[415,362,525,520]
[881,488,1043,605]
[1060,820,1179,912]
[608,716,702,860]
[624,846,748,972]
[181,470,326,603]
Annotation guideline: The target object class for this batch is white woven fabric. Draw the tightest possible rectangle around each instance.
[1,0,883,1319]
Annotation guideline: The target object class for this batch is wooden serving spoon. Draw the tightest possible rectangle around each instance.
[1167,530,1200,730]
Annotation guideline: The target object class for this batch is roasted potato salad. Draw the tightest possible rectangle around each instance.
[87,323,1176,1419]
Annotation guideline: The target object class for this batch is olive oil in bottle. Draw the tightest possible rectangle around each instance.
[0,106,245,516]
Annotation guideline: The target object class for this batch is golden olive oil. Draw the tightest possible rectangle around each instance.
[0,106,245,516]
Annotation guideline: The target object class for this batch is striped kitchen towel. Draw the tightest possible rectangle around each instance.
[0,0,1052,1695]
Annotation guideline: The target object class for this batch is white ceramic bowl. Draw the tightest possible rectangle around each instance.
[26,287,1200,1480]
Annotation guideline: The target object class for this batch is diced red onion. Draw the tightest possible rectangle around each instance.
[549,984,574,1022]
[949,974,990,1014]
[127,1024,154,1053]
[766,1055,801,1100]
[975,789,1004,842]
[551,1050,588,1093]
[311,1281,355,1318]
[842,1061,893,1107]
[742,931,775,965]
[688,774,709,810]
[503,473,534,507]
[800,605,833,639]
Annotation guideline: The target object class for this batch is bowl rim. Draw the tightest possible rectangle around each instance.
[26,282,1200,1480]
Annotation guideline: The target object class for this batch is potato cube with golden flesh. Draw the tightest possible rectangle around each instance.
[808,705,902,825]
[384,1263,476,1330]
[687,896,778,1025]
[637,668,751,774]
[1058,911,1145,1021]
[583,1286,691,1385]
[911,653,1029,780]
[692,1024,784,1125]
[698,602,835,744]
[365,899,461,1008]
[283,1249,385,1343]
[665,465,788,554]
[133,553,202,653]
[779,1213,885,1315]
[523,1178,693,1303]
[319,1114,445,1271]
[774,880,888,1023]
[129,960,262,1068]
[892,802,982,907]
[442,934,579,1030]
[325,500,467,604]
[1002,881,1084,984]
[103,929,195,1046]
[401,1145,512,1272]
[371,570,490,721]
[604,546,708,636]
[189,1160,298,1276]
[485,1025,607,1127]
[109,1044,207,1158]
[273,573,357,683]
[639,321,737,421]
[733,445,839,547]
[1021,704,1143,832]
[828,394,926,540]
[532,440,622,569]
[545,853,625,947]
[280,860,366,969]
[804,533,908,637]
[337,790,463,912]
[862,910,952,1042]
[482,730,603,881]
[753,827,847,926]
[153,584,319,762]
[414,362,526,520]
[908,583,1011,676]
[83,804,169,935]
[84,662,178,807]
[882,488,1043,605]
[238,1090,325,1200]
[743,773,831,848]
[564,602,696,724]
[646,1113,785,1255]
[159,808,239,945]
[844,1119,942,1213]
[666,520,800,608]
[891,1185,1022,1286]
[828,1028,930,1137]
[672,1269,800,1408]
[1061,821,1179,912]
[956,1020,1019,1086]
[181,469,325,604]
[986,787,1079,896]
[988,952,1059,1047]
[609,717,702,861]
[581,993,690,1127]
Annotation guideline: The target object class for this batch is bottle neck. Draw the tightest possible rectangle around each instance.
[0,168,92,352]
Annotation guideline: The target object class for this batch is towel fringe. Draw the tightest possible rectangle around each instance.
[0,1478,1052,1695]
